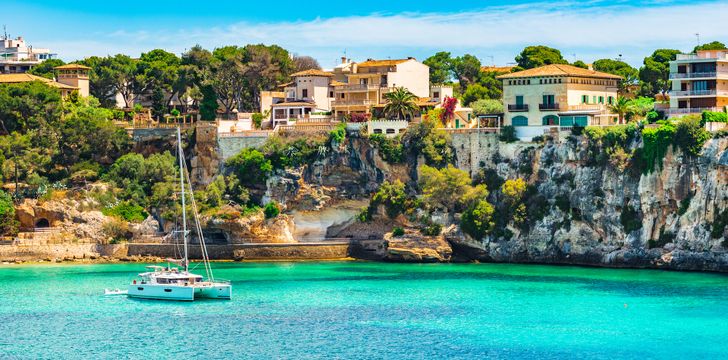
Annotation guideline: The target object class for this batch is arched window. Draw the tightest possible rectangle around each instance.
[542,115,559,126]
[512,116,528,126]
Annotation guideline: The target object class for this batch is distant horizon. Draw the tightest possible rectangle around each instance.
[4,0,728,68]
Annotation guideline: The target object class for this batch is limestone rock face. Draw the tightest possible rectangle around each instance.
[14,198,108,244]
[205,212,296,244]
[190,124,221,187]
[384,231,452,263]
[453,136,728,271]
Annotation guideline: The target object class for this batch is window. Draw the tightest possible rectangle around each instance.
[433,91,440,98]
[542,95,555,105]
[542,115,559,125]
[373,129,382,134]
[599,96,604,104]
[512,116,528,126]
[581,95,589,104]
[302,89,308,98]
[527,79,531,85]
[593,96,597,104]
[329,91,334,98]
[515,95,524,105]
[340,93,345,99]
[608,96,614,104]
[386,129,395,134]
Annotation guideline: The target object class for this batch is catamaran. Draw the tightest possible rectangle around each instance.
[125,127,232,301]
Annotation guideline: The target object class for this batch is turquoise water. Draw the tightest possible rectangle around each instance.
[1,262,727,359]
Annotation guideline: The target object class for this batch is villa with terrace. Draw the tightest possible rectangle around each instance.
[497,64,621,140]
[668,50,728,117]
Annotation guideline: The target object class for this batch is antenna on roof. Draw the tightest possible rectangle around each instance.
[2,25,7,40]
[487,56,494,66]
[695,33,700,50]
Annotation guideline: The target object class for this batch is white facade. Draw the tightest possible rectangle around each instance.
[668,50,728,117]
[0,36,56,73]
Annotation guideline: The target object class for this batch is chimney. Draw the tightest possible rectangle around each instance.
[341,56,347,64]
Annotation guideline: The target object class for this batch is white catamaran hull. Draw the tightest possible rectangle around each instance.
[127,283,232,301]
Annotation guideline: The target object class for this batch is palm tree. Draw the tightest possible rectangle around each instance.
[608,96,633,124]
[383,87,419,120]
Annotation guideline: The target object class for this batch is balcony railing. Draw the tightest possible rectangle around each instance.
[676,53,728,61]
[671,89,723,97]
[567,104,605,112]
[539,103,561,111]
[332,99,374,106]
[507,104,529,112]
[669,72,723,79]
[335,83,387,92]
[667,107,720,116]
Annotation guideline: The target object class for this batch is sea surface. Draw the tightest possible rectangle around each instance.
[0,262,727,359]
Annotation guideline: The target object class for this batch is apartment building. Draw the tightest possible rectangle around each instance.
[332,58,429,120]
[668,50,728,117]
[497,64,620,139]
[1,36,56,73]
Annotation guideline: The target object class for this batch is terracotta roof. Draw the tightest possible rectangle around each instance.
[54,64,91,70]
[357,59,412,67]
[0,73,77,89]
[496,64,622,80]
[290,69,333,77]
[481,65,515,73]
[330,80,346,86]
[271,101,316,107]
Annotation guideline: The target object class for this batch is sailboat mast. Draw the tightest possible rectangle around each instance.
[177,127,188,272]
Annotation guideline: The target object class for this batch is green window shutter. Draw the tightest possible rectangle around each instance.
[512,116,528,126]
[516,96,524,106]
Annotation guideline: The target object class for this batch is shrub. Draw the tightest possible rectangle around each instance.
[357,207,372,223]
[170,108,181,117]
[328,123,346,143]
[421,222,442,236]
[226,148,273,186]
[674,116,711,157]
[102,217,131,244]
[102,202,148,223]
[678,197,691,216]
[461,200,495,240]
[251,112,264,129]
[403,117,453,166]
[701,111,727,124]
[392,226,405,237]
[555,195,570,214]
[0,190,18,236]
[641,122,676,174]
[372,180,407,219]
[419,165,487,212]
[369,133,404,163]
[499,125,518,143]
[264,201,280,219]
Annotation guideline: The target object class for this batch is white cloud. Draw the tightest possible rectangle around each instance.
[47,1,728,67]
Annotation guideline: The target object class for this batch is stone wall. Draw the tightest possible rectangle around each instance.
[218,136,268,161]
[127,243,351,261]
[450,132,499,176]
[0,244,129,261]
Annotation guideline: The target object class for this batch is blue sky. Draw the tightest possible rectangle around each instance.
[4,0,728,67]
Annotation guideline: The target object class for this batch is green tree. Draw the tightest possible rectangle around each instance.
[139,49,181,118]
[0,190,18,235]
[639,49,681,99]
[199,84,218,120]
[461,200,495,240]
[450,54,481,87]
[694,41,727,52]
[593,59,638,95]
[572,60,588,69]
[608,96,634,124]
[226,148,273,186]
[372,180,407,218]
[383,87,419,120]
[419,165,487,212]
[515,45,567,69]
[402,117,453,166]
[28,59,65,79]
[473,70,504,100]
[470,99,503,116]
[461,84,489,106]
[423,51,452,84]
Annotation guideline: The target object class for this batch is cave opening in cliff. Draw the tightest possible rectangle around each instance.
[34,218,50,229]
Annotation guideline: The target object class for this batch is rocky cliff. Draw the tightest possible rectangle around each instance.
[448,135,728,271]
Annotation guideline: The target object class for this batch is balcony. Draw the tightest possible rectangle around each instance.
[507,104,529,112]
[669,72,721,79]
[335,83,387,92]
[332,99,374,106]
[676,53,728,61]
[667,107,720,117]
[539,103,561,111]
[671,89,728,97]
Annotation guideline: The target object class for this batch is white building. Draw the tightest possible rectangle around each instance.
[1,36,56,74]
